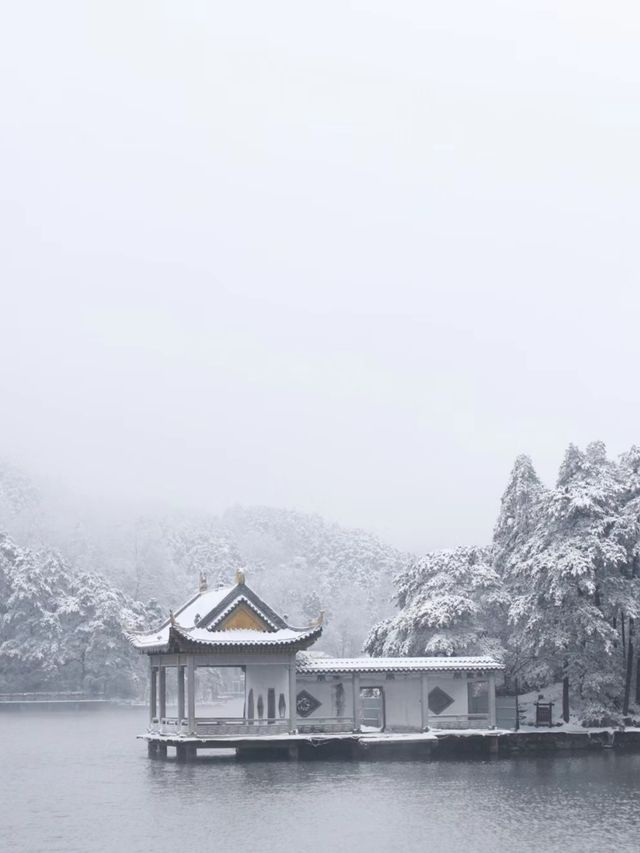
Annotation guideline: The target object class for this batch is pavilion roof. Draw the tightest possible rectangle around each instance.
[127,623,322,652]
[126,571,323,653]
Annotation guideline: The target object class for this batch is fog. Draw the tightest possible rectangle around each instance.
[1,1,640,553]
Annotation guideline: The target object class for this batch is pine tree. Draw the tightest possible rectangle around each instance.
[364,547,504,657]
[508,443,625,722]
[493,454,546,575]
[609,446,640,714]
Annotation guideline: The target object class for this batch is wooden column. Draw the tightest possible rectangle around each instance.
[187,656,196,734]
[177,665,185,722]
[352,672,361,731]
[488,672,497,728]
[288,661,297,733]
[150,665,158,723]
[158,666,166,720]
[420,672,430,730]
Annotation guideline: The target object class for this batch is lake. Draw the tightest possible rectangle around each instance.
[2,709,640,853]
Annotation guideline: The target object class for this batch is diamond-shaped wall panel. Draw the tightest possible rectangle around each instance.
[296,690,322,718]
[428,686,454,716]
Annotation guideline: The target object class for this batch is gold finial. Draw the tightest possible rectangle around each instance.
[235,568,246,586]
[199,572,208,592]
[169,610,176,626]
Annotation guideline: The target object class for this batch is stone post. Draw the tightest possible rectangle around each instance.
[288,661,297,733]
[488,672,497,728]
[158,666,166,720]
[352,672,361,731]
[420,672,430,730]
[150,665,157,724]
[187,656,196,734]
[177,665,185,723]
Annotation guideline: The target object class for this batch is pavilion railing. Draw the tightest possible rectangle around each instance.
[296,716,354,733]
[426,713,490,729]
[195,718,289,736]
[297,714,491,733]
[150,712,492,736]
[152,717,291,736]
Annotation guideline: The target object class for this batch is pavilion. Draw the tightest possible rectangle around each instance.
[127,571,503,759]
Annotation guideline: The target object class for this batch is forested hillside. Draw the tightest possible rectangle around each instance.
[0,461,406,694]
[367,442,640,724]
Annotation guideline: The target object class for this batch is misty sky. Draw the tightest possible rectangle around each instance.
[1,1,640,553]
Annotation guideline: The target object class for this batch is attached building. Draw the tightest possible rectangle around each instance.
[127,572,503,750]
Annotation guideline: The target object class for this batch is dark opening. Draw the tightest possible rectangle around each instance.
[247,688,254,720]
[267,688,276,722]
[467,680,489,716]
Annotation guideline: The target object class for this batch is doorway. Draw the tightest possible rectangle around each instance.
[360,687,385,731]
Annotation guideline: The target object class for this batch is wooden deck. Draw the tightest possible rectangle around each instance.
[140,728,493,760]
[140,727,640,761]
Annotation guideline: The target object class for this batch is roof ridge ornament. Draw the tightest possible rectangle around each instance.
[169,610,177,626]
[235,568,246,586]
[312,610,325,628]
[199,572,208,592]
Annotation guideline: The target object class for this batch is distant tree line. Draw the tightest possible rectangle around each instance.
[366,442,640,725]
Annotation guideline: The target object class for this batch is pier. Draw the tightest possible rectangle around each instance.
[128,571,504,762]
[141,727,640,761]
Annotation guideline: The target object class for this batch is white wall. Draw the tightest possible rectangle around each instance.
[245,663,290,721]
[295,675,354,720]
[368,676,422,731]
[295,672,490,731]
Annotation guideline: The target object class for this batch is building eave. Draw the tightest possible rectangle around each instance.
[295,656,504,674]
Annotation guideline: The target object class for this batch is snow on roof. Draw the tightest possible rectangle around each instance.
[127,622,322,651]
[295,656,504,674]
[161,584,236,629]
[126,576,325,651]
[127,624,171,650]
[174,625,321,647]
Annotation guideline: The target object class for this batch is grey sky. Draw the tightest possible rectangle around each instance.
[1,1,639,552]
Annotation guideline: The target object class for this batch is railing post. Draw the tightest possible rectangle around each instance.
[352,672,361,731]
[187,656,196,734]
[420,672,430,730]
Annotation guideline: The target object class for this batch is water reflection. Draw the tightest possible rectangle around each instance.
[2,710,640,853]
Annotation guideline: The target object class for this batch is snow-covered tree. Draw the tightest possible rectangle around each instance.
[0,532,160,696]
[223,505,405,655]
[507,443,626,721]
[364,547,505,658]
[608,446,640,713]
[493,454,546,575]
[165,513,244,591]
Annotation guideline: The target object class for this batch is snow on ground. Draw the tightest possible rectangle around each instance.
[514,682,569,727]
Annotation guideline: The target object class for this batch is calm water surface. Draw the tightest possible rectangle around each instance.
[2,709,639,853]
